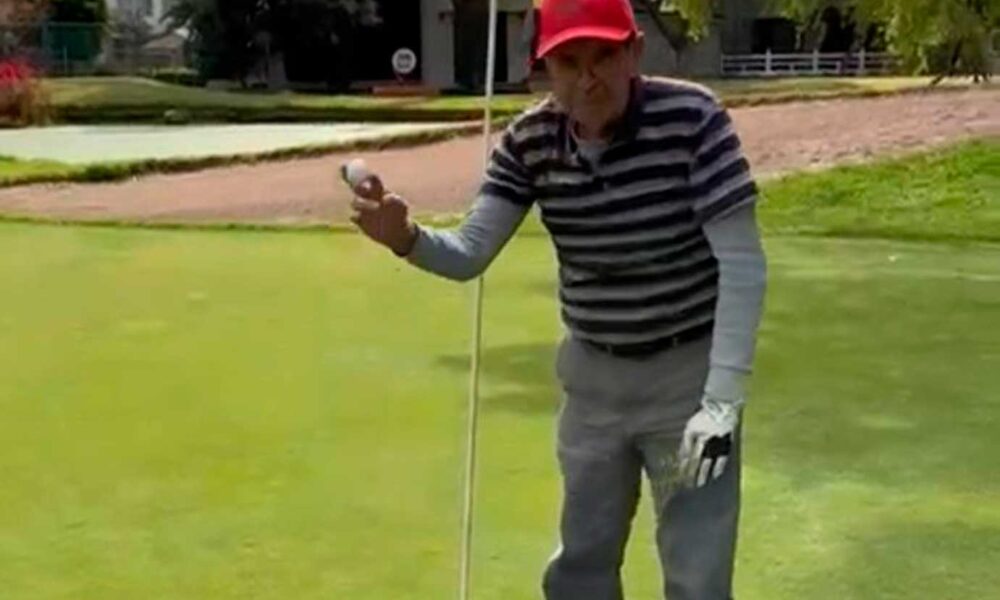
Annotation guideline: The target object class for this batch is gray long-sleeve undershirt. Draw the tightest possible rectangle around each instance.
[406,194,766,403]
[407,194,530,282]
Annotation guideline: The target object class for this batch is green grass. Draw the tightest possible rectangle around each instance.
[704,75,983,102]
[46,76,536,112]
[42,75,993,125]
[44,77,536,124]
[0,224,997,599]
[487,138,1000,244]
[0,156,78,184]
[1,127,998,599]
[759,138,1000,242]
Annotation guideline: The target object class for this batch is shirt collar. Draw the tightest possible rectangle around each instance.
[561,76,645,159]
[615,76,646,142]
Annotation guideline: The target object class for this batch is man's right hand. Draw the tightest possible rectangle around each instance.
[344,165,418,257]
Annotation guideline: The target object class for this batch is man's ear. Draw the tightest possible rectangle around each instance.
[630,31,646,71]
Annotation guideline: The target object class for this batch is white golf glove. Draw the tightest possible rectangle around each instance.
[678,396,741,489]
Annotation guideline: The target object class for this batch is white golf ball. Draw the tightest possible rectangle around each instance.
[343,158,373,187]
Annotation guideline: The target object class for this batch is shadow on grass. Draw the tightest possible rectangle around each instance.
[788,519,1000,597]
[746,258,1000,495]
[437,342,562,416]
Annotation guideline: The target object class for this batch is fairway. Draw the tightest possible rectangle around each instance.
[1,223,998,599]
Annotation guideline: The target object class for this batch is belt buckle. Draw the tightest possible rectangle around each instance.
[600,341,622,357]
[587,339,621,357]
[611,340,649,359]
[589,336,680,358]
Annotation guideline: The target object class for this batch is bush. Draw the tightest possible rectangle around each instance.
[0,60,50,126]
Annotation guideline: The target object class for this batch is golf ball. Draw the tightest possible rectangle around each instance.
[342,158,373,187]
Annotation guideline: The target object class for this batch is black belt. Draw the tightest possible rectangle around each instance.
[579,321,713,358]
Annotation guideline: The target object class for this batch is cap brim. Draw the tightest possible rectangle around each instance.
[535,26,634,60]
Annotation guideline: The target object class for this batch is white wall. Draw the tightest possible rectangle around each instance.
[104,0,173,30]
[506,10,532,83]
[420,0,534,89]
[636,13,723,78]
[421,0,456,88]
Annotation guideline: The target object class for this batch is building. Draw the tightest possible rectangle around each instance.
[103,0,178,31]
[402,0,795,88]
[385,0,784,90]
[90,0,900,88]
[401,0,876,90]
[102,0,187,71]
[384,0,536,91]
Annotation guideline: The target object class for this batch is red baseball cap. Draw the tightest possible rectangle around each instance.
[535,0,639,60]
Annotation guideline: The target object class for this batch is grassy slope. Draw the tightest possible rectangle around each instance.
[1,136,996,231]
[43,77,535,123]
[496,138,998,244]
[759,138,1000,242]
[0,156,78,184]
[42,76,989,124]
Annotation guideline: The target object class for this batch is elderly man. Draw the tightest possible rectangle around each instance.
[344,0,767,598]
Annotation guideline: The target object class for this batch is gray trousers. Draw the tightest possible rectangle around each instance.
[542,334,740,600]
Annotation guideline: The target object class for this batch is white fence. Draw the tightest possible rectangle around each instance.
[722,49,900,77]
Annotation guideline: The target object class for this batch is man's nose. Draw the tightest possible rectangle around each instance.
[578,64,599,90]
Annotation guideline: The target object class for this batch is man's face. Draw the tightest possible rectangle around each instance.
[543,35,643,138]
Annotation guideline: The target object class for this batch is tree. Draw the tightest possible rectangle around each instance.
[108,5,181,72]
[770,0,999,82]
[48,0,107,23]
[166,0,379,87]
[635,0,715,71]
[266,0,380,88]
[46,0,107,67]
[166,0,264,84]
[0,0,50,23]
[1,1,50,63]
[646,0,997,81]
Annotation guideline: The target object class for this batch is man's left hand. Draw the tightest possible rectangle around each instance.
[678,398,740,488]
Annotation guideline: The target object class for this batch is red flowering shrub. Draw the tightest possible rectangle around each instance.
[0,59,49,126]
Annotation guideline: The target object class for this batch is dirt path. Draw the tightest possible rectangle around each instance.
[1,89,997,227]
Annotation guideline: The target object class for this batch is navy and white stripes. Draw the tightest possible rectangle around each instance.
[482,77,758,351]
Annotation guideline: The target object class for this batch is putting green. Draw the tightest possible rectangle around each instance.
[1,223,997,598]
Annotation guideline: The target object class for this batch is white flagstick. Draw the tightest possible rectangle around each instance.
[459,1,499,599]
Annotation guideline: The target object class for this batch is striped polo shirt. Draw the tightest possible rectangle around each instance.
[481,76,758,353]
